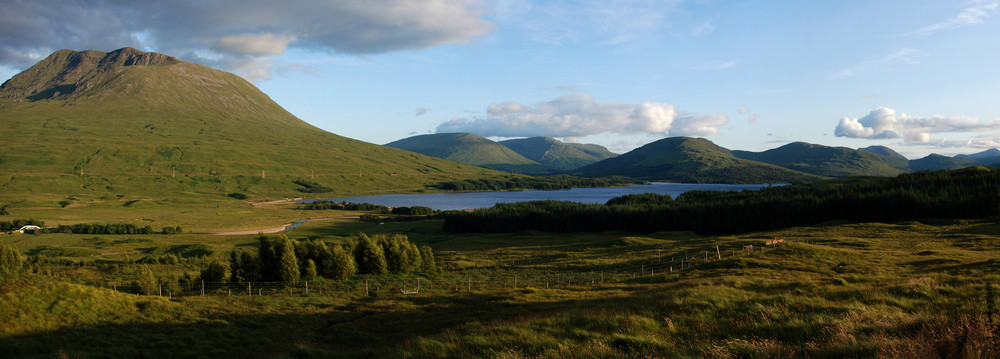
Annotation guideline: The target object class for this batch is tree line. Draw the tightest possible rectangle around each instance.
[225,233,437,285]
[443,167,1000,235]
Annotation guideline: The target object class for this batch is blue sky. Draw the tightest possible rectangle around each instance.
[2,1,998,158]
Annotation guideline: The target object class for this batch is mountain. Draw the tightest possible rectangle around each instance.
[572,137,822,184]
[498,137,617,171]
[731,142,906,177]
[955,148,1000,162]
[0,48,501,202]
[908,154,979,171]
[565,143,618,160]
[385,133,549,174]
[858,145,910,170]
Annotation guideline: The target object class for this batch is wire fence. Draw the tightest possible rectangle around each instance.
[93,238,814,298]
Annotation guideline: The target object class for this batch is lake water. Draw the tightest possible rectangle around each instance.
[303,182,771,210]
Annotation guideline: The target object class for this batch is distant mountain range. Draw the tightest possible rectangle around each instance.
[387,132,1000,184]
[571,137,822,184]
[385,133,617,174]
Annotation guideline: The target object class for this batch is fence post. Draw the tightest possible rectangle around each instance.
[201,280,205,296]
[248,282,251,296]
[305,281,308,295]
[159,284,162,297]
[716,245,721,260]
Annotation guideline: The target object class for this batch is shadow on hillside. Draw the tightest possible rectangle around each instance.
[0,291,650,358]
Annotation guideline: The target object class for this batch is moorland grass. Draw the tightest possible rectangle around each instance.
[2,215,998,358]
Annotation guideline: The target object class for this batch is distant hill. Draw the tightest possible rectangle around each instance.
[498,137,616,171]
[908,154,979,171]
[385,133,549,174]
[858,145,910,170]
[731,142,905,177]
[955,148,1000,162]
[0,48,503,203]
[572,137,822,184]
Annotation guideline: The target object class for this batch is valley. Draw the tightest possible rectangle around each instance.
[1,47,998,358]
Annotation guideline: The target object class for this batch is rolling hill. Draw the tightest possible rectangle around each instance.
[0,48,504,204]
[857,145,910,170]
[498,137,616,171]
[572,137,823,184]
[732,142,906,177]
[384,133,549,174]
[908,154,979,171]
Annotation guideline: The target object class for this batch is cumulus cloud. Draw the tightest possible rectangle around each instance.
[835,107,1000,143]
[0,0,493,80]
[436,94,728,138]
[907,1,999,36]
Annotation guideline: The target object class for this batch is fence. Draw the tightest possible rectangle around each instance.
[94,238,811,298]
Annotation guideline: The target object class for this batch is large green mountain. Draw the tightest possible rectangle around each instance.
[732,142,906,177]
[385,133,549,174]
[498,137,617,171]
[572,137,822,184]
[0,48,501,203]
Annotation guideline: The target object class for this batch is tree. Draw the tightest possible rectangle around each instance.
[420,245,437,274]
[199,261,227,282]
[302,259,317,281]
[0,241,23,275]
[137,265,157,295]
[383,235,409,274]
[258,235,277,281]
[274,234,300,284]
[230,249,261,282]
[354,233,387,275]
[327,244,356,280]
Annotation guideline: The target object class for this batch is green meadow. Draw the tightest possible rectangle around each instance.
[2,203,998,358]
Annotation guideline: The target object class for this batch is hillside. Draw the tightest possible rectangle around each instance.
[732,142,905,177]
[498,137,616,171]
[385,133,549,174]
[908,154,979,171]
[572,137,822,184]
[858,145,909,170]
[0,48,503,204]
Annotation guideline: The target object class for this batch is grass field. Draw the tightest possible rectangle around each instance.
[2,209,998,358]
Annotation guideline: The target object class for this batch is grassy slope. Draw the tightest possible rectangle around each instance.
[2,217,998,358]
[499,137,616,172]
[574,137,824,184]
[0,49,508,205]
[733,142,906,177]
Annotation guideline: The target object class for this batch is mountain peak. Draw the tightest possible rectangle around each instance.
[0,47,182,102]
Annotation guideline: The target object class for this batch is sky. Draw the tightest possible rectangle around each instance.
[1,0,999,159]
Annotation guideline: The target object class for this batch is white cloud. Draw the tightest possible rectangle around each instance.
[0,0,494,80]
[212,33,297,56]
[693,60,737,70]
[835,107,1000,143]
[907,1,999,36]
[692,18,716,36]
[832,48,921,79]
[415,107,430,116]
[436,94,728,138]
[739,107,759,123]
